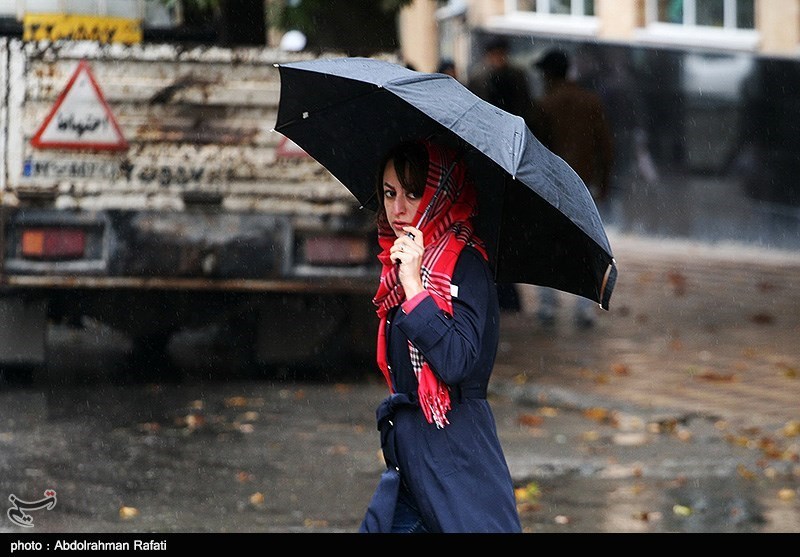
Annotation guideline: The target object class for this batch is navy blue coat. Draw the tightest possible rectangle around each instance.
[370,246,521,533]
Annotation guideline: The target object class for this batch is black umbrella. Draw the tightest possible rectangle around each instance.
[274,57,617,309]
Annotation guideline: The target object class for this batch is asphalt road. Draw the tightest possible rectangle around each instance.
[1,232,799,533]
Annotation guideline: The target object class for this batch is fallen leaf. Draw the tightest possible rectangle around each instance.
[236,471,253,483]
[239,411,259,422]
[583,407,610,423]
[666,270,687,296]
[695,371,736,382]
[612,432,648,446]
[611,363,630,376]
[637,271,655,285]
[119,506,139,520]
[333,383,352,394]
[304,518,329,528]
[672,504,692,517]
[756,281,777,293]
[539,407,559,417]
[726,434,749,447]
[632,511,662,521]
[750,312,774,325]
[741,347,758,358]
[737,464,757,480]
[224,396,248,408]
[185,414,206,430]
[652,418,679,434]
[578,367,594,379]
[629,483,647,496]
[249,492,265,506]
[327,444,349,455]
[513,373,528,385]
[783,420,800,437]
[554,515,570,524]
[137,422,161,434]
[732,361,749,371]
[582,430,601,442]
[517,502,541,513]
[515,481,541,503]
[776,362,798,379]
[778,489,796,501]
[765,467,779,479]
[518,413,544,427]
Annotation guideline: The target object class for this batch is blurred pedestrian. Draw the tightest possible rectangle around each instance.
[467,37,542,312]
[437,58,457,79]
[533,48,614,329]
[467,37,541,132]
[359,139,521,533]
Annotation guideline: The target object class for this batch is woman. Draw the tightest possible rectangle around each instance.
[360,139,521,533]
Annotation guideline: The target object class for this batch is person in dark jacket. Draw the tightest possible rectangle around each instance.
[360,139,521,533]
[467,37,543,312]
[532,49,614,328]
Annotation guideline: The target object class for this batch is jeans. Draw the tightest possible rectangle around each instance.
[538,286,596,326]
[391,486,429,533]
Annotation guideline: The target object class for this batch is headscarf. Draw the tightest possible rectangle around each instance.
[372,140,487,428]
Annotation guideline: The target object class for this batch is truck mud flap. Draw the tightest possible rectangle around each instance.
[0,297,47,366]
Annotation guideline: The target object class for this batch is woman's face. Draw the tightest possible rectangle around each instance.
[382,159,423,237]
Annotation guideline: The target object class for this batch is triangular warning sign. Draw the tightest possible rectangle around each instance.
[31,60,128,151]
[276,135,310,159]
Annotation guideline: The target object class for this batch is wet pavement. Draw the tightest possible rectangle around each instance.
[0,231,799,533]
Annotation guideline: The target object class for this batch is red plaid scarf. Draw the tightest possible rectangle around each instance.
[373,141,487,428]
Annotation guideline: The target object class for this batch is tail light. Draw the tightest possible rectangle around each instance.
[20,228,86,260]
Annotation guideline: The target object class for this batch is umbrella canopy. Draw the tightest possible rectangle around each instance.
[275,57,617,309]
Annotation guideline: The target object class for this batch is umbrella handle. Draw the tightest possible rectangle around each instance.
[394,231,415,265]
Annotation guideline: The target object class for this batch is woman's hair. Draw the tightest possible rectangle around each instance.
[375,141,429,225]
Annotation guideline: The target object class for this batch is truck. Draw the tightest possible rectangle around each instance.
[0,37,380,381]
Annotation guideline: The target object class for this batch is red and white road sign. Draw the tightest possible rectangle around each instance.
[276,135,310,159]
[30,60,128,151]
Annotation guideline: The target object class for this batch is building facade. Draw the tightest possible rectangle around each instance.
[400,0,800,251]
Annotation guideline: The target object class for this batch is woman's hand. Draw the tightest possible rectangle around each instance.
[391,226,425,299]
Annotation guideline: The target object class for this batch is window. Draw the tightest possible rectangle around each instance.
[639,0,759,51]
[509,0,595,17]
[489,0,599,36]
[649,0,754,30]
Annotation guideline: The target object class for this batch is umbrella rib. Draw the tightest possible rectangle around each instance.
[275,87,384,132]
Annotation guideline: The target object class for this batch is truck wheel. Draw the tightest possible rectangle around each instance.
[0,364,36,386]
